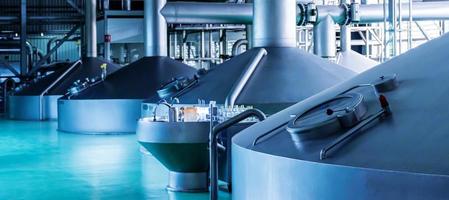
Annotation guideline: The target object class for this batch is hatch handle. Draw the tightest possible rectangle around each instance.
[319,95,391,160]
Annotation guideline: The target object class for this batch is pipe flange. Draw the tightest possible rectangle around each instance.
[350,3,361,23]
[297,3,307,26]
[340,3,351,25]
[305,3,317,24]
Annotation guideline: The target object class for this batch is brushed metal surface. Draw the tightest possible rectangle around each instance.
[232,33,449,199]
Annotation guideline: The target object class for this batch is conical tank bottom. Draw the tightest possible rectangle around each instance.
[231,33,449,200]
[57,56,197,134]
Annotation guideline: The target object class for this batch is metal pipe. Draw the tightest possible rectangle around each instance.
[102,0,110,11]
[407,0,413,50]
[123,0,131,11]
[38,60,80,120]
[161,2,449,26]
[171,25,245,31]
[162,2,252,24]
[20,0,27,75]
[314,15,336,58]
[225,48,267,107]
[209,108,266,200]
[220,29,227,57]
[340,26,351,52]
[253,0,297,47]
[144,0,167,57]
[200,30,205,68]
[389,0,398,56]
[340,0,351,52]
[231,39,248,56]
[85,0,97,58]
[359,2,449,23]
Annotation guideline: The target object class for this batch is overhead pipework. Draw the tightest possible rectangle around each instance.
[252,0,297,48]
[145,0,167,57]
[86,0,97,58]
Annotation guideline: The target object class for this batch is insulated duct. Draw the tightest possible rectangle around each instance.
[161,2,449,25]
[313,16,336,58]
[86,0,97,58]
[253,0,297,47]
[144,0,167,57]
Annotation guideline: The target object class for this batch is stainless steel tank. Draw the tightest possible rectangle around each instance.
[137,47,357,192]
[137,0,360,193]
[8,58,119,120]
[57,57,197,134]
[232,33,449,200]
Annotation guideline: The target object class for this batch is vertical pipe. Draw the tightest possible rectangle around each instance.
[407,0,413,50]
[340,0,351,52]
[123,0,131,11]
[253,0,297,47]
[200,30,205,68]
[246,0,253,49]
[220,30,227,57]
[104,15,111,61]
[398,0,402,54]
[173,31,178,59]
[103,0,110,10]
[20,0,27,75]
[209,28,213,60]
[340,26,351,52]
[313,16,336,58]
[388,0,397,57]
[144,0,167,57]
[86,0,97,58]
[182,30,187,62]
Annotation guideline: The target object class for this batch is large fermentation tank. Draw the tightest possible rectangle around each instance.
[137,0,359,193]
[137,47,357,192]
[232,33,449,200]
[57,57,197,134]
[8,58,118,120]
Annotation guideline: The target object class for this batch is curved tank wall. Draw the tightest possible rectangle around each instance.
[7,58,120,120]
[57,56,197,134]
[137,47,358,192]
[232,33,449,200]
[145,47,356,113]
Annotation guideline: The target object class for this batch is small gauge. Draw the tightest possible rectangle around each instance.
[287,93,367,142]
[372,74,398,92]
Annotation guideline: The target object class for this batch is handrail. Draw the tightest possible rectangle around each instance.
[209,108,266,200]
[38,60,81,120]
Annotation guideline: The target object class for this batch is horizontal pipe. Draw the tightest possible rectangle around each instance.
[162,2,252,24]
[162,2,449,25]
[359,2,449,23]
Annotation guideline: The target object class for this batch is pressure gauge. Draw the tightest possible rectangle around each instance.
[287,93,367,142]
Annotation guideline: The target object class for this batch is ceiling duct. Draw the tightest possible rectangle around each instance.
[137,0,358,193]
[57,0,197,133]
[232,32,449,200]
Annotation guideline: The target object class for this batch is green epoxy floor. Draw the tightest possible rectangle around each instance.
[0,119,231,200]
